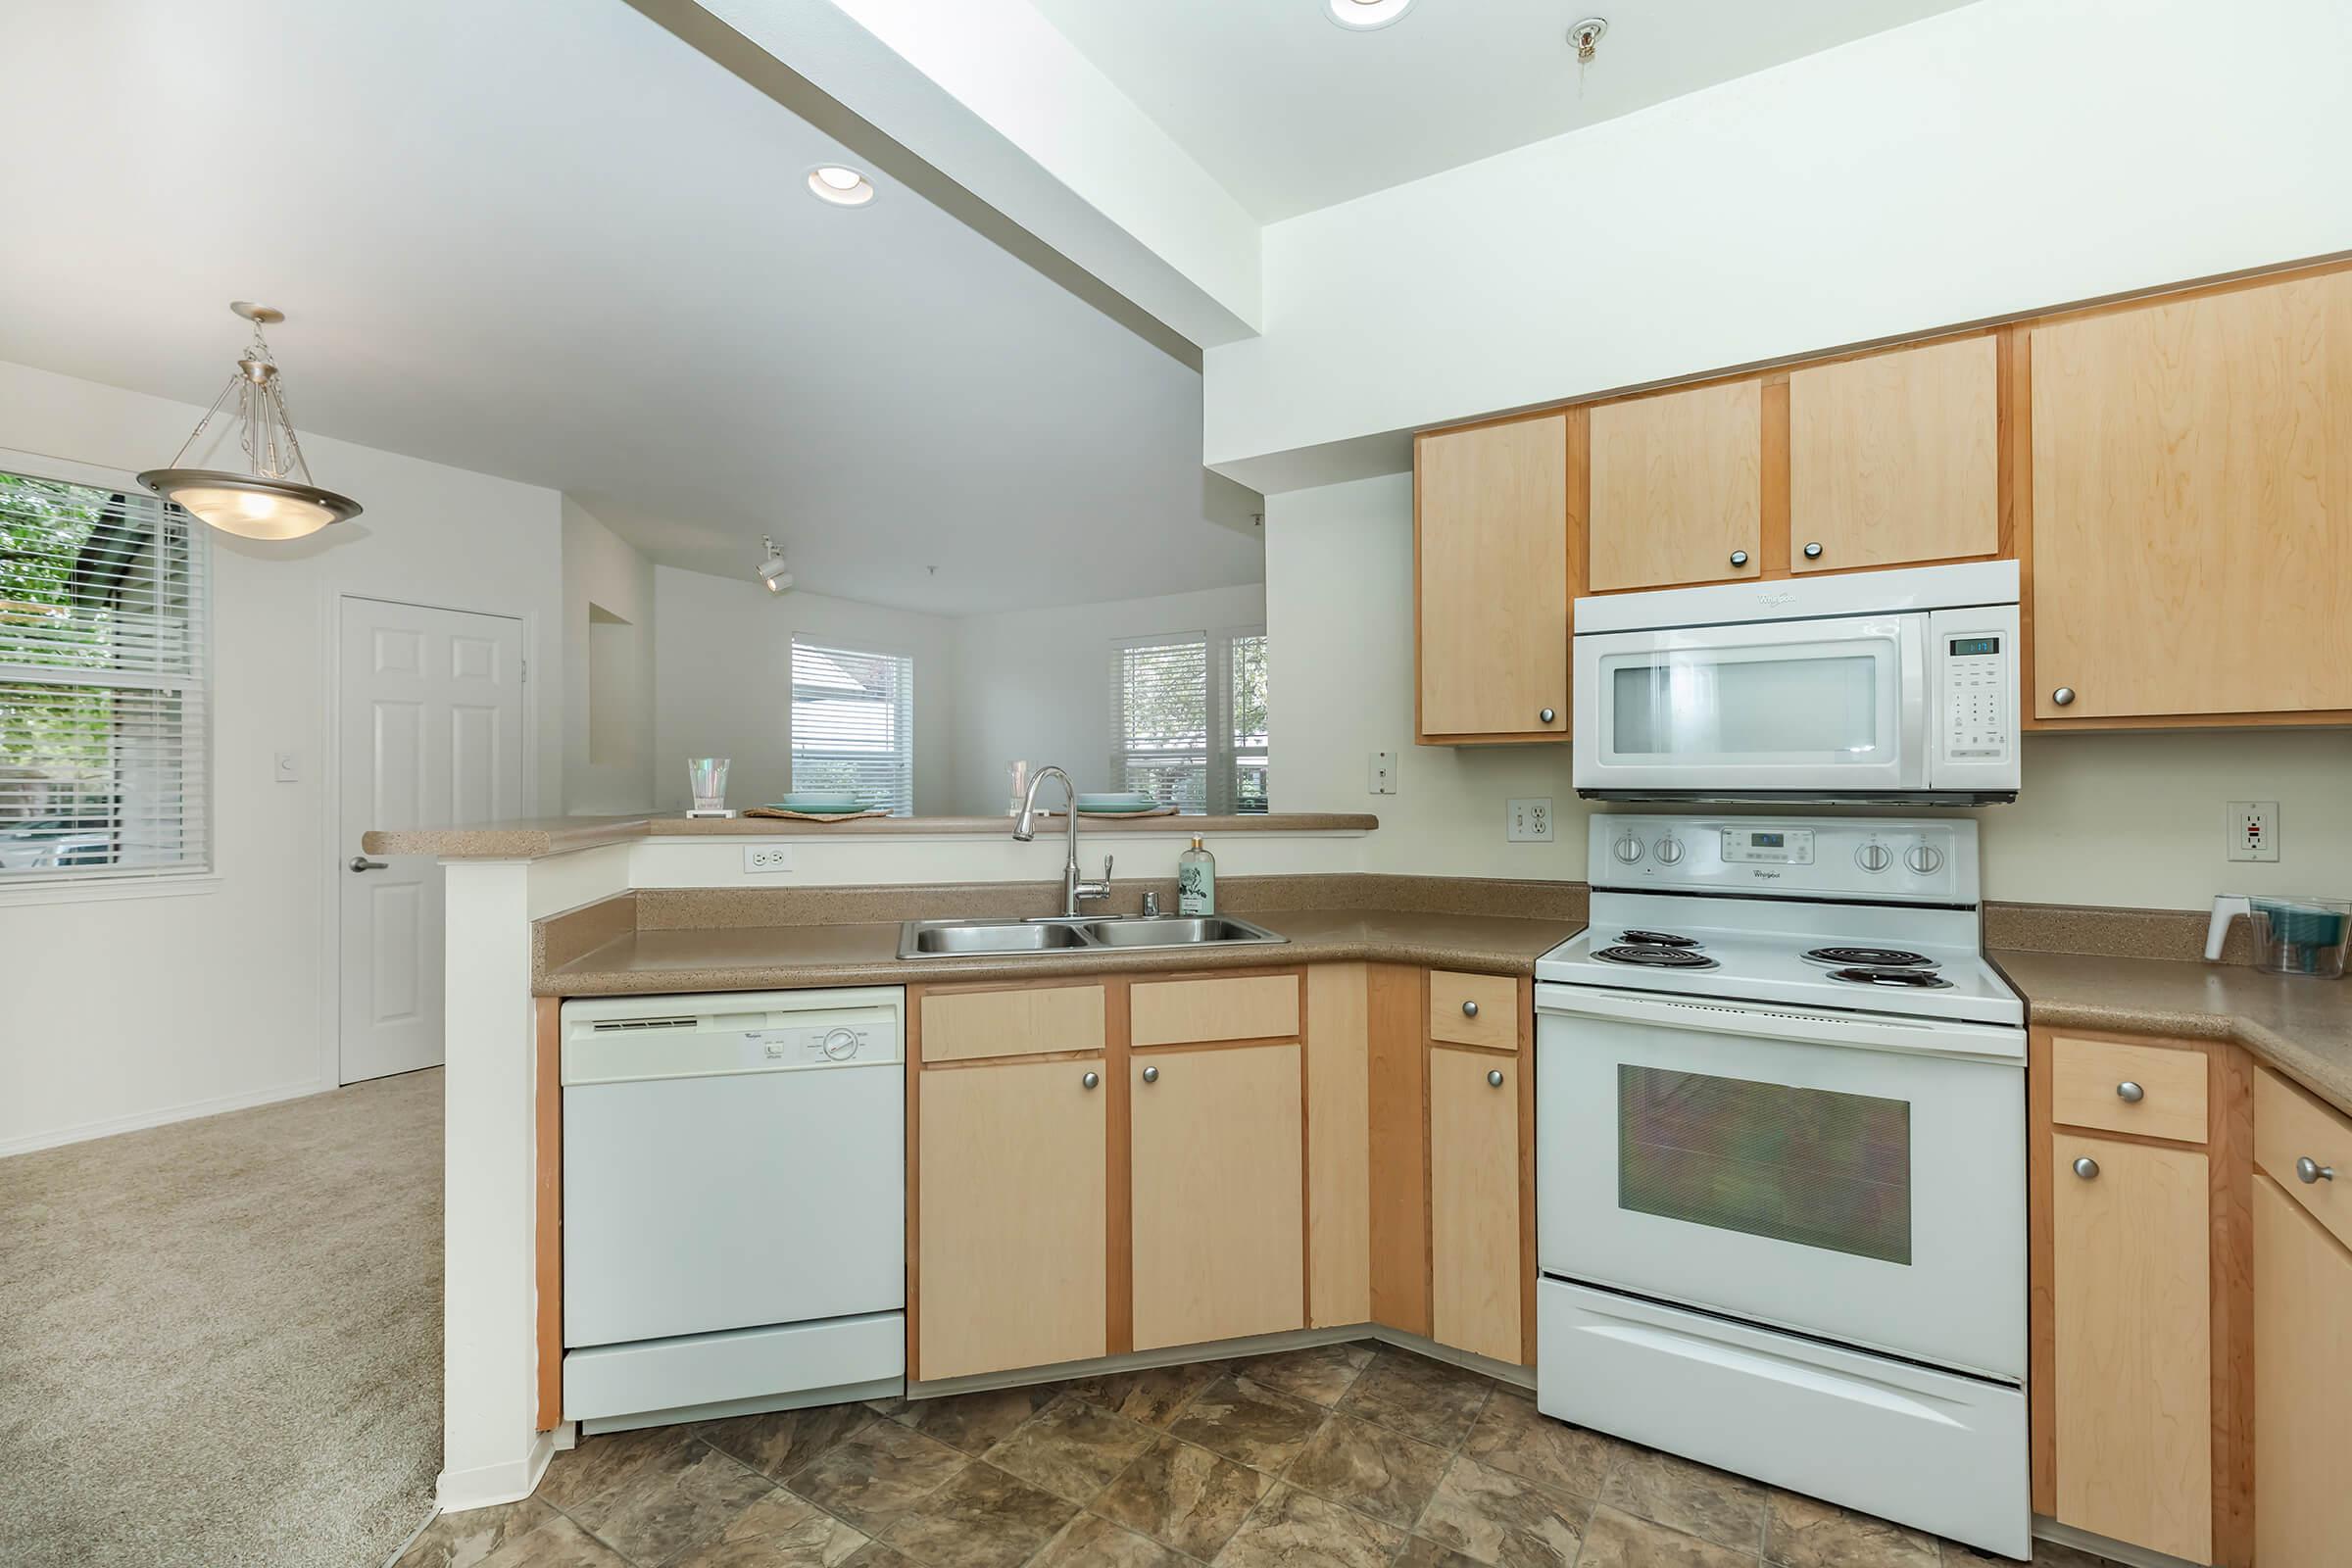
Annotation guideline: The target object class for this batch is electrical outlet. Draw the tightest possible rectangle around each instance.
[1369,751,1397,795]
[742,845,793,874]
[2227,801,2278,862]
[1507,797,1553,843]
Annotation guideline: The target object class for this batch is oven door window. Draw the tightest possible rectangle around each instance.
[1616,1064,1912,1266]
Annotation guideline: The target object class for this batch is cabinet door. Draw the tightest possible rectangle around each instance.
[1429,1046,1521,1363]
[918,1056,1106,1380]
[1415,414,1569,741]
[1789,336,1998,573]
[1588,379,1762,592]
[1130,1044,1303,1349]
[2050,1133,2211,1561]
[2030,270,2352,720]
[2255,1173,2352,1565]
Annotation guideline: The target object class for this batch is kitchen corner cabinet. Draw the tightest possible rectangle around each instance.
[1588,378,1763,592]
[2028,268,2352,725]
[1429,1045,1522,1363]
[1413,414,1571,745]
[2252,1064,2352,1564]
[1788,335,2000,574]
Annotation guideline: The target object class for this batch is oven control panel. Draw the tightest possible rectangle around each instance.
[1594,815,1978,904]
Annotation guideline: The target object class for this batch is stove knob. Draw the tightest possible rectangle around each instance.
[1652,836,1685,866]
[1612,832,1644,865]
[1905,843,1945,875]
[1854,843,1892,873]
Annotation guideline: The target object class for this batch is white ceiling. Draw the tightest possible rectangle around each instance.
[1029,0,1982,220]
[0,1,1264,616]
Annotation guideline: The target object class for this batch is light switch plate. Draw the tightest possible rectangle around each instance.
[1507,797,1553,843]
[1369,752,1397,795]
[742,845,793,874]
[2227,801,2278,862]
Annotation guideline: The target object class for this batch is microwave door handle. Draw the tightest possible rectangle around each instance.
[1901,617,1930,788]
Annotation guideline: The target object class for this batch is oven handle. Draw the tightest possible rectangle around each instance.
[1535,983,2025,1063]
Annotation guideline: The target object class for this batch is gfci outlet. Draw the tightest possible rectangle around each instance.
[742,845,793,874]
[2227,801,2279,862]
[1507,797,1553,843]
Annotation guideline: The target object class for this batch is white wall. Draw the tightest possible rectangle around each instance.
[946,582,1267,813]
[561,498,657,814]
[1266,473,2352,910]
[652,566,957,813]
[0,359,563,1155]
[1204,0,2352,485]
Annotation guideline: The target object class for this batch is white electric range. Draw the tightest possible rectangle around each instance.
[1534,814,2030,1561]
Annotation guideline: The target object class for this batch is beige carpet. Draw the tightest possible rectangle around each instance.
[0,1069,444,1567]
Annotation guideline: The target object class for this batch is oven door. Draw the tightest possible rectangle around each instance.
[1572,613,1927,794]
[1536,985,2025,1380]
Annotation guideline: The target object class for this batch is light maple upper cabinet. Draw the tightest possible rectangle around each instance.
[1429,1045,1521,1363]
[918,1054,1107,1380]
[2030,269,2352,723]
[1588,378,1762,592]
[1414,414,1570,744]
[1788,336,1999,573]
[1130,1042,1304,1350]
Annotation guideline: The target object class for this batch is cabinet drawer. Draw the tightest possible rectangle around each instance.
[1428,971,1518,1050]
[2051,1035,2206,1143]
[921,984,1105,1063]
[1131,974,1298,1048]
[2255,1064,2352,1253]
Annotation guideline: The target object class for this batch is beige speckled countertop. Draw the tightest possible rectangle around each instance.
[1992,948,2352,1113]
[542,906,1580,997]
[367,811,1379,858]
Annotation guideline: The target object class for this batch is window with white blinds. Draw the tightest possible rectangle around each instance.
[1,468,210,885]
[789,639,914,815]
[1111,626,1268,814]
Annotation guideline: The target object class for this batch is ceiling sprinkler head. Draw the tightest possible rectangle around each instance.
[1569,16,1607,62]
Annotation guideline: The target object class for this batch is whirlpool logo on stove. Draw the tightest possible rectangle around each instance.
[1756,590,1795,610]
[1751,869,1783,880]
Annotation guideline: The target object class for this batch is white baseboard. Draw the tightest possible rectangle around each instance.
[436,1432,556,1515]
[0,1076,328,1159]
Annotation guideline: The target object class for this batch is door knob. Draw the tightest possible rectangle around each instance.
[348,856,388,873]
[1729,550,1748,567]
[2297,1156,2336,1184]
[1802,541,1823,560]
[1081,1071,1100,1091]
[2052,687,2077,707]
[1539,708,1556,725]
[2073,1156,2100,1180]
[1461,1000,1479,1018]
[1487,1069,1505,1088]
[1141,1064,1159,1084]
[2116,1081,2144,1103]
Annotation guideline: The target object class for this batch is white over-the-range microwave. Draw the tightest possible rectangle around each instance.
[1572,561,2020,805]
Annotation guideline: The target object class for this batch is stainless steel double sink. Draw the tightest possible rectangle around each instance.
[897,914,1287,958]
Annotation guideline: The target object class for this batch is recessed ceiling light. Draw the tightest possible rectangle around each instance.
[807,165,875,207]
[1325,0,1414,29]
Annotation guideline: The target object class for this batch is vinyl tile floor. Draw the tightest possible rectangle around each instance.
[396,1342,2117,1568]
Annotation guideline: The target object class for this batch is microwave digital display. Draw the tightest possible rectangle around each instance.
[1948,636,2001,657]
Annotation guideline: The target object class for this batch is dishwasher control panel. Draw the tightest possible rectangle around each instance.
[561,990,906,1085]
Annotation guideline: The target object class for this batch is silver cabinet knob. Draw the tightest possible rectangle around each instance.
[1539,708,1557,725]
[2297,1156,2336,1184]
[1141,1064,1159,1084]
[2052,687,2077,707]
[1081,1071,1100,1090]
[1487,1069,1505,1088]
[1461,1000,1479,1018]
[1802,541,1824,560]
[2116,1081,2144,1103]
[2073,1156,2100,1180]
[348,856,388,872]
[1729,550,1748,567]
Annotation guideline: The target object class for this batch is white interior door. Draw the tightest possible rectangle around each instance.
[338,597,524,1084]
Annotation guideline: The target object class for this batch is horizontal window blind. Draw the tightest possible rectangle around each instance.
[1112,626,1268,814]
[789,639,914,814]
[0,470,210,883]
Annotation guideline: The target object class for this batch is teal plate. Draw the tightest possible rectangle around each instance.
[778,796,866,813]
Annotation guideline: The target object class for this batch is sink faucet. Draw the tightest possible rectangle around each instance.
[1013,764,1113,918]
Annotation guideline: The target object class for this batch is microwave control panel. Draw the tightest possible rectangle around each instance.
[1929,605,2021,791]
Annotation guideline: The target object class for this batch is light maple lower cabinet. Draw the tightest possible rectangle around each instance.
[1130,1042,1304,1350]
[1429,1046,1521,1363]
[2253,1174,2352,1564]
[917,1054,1107,1380]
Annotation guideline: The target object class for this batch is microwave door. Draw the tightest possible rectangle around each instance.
[1573,615,1927,794]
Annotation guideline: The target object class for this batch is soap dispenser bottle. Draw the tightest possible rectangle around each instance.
[1177,834,1215,915]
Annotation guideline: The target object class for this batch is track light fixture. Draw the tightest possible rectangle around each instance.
[757,535,794,595]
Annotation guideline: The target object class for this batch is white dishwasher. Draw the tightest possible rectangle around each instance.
[561,987,905,1434]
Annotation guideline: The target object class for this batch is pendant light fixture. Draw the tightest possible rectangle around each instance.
[140,301,362,540]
